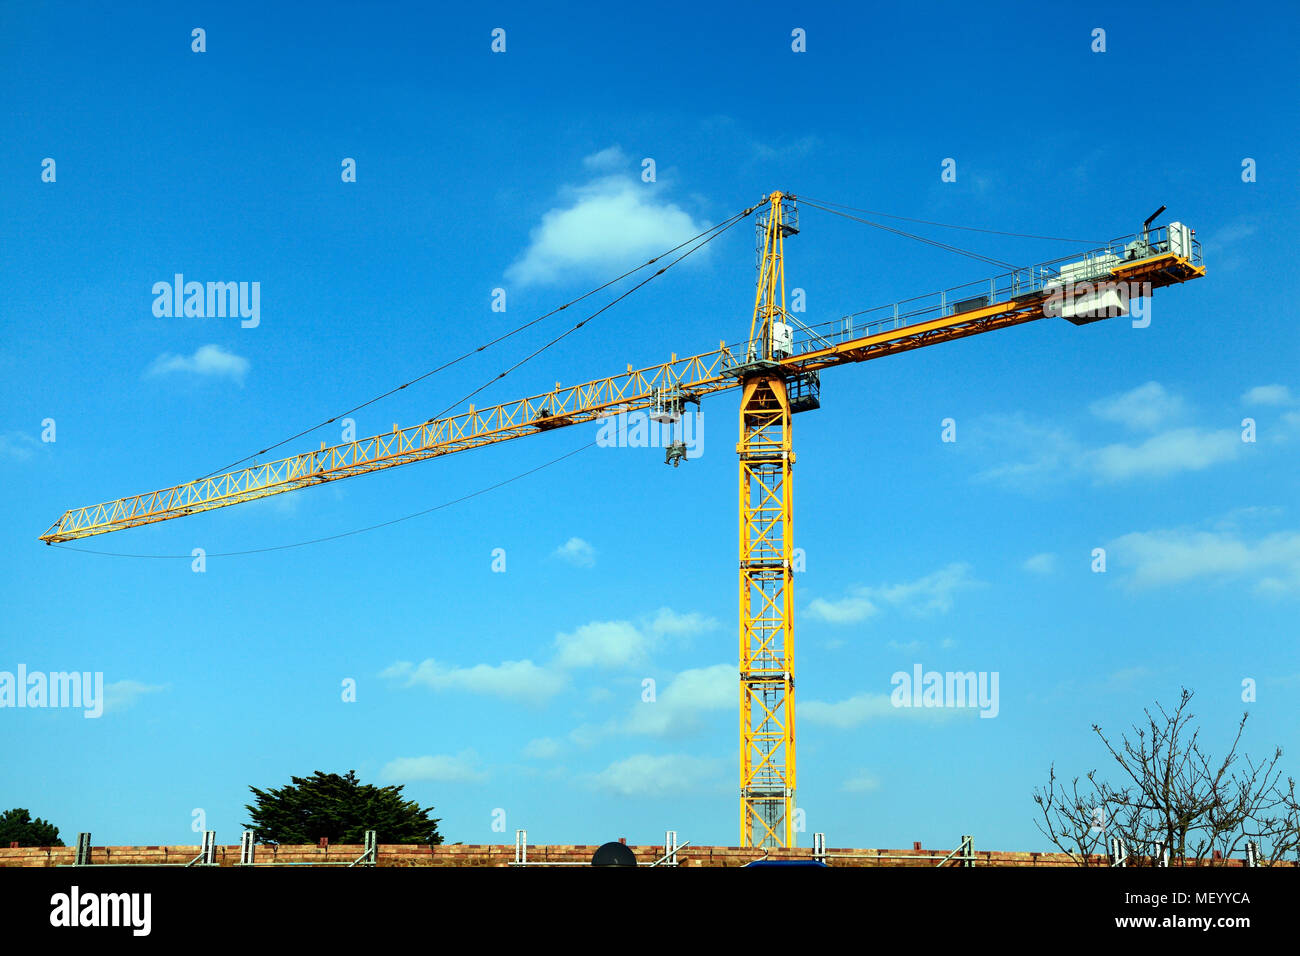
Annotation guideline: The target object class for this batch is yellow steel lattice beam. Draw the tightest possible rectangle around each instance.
[738,368,797,848]
[40,348,741,542]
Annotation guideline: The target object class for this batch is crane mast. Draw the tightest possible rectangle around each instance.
[40,192,1207,850]
[738,193,799,846]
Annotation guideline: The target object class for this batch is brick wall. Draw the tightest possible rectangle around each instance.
[0,842,1282,867]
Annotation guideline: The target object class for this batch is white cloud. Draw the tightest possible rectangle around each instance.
[971,414,1083,488]
[1108,527,1300,594]
[618,663,734,737]
[807,563,977,625]
[522,737,563,760]
[103,680,167,713]
[1204,221,1258,253]
[1242,384,1294,406]
[1087,427,1240,481]
[975,391,1243,488]
[800,691,960,728]
[841,771,881,793]
[582,145,629,171]
[799,693,897,728]
[550,608,714,671]
[585,753,727,797]
[0,432,40,462]
[1212,506,1284,532]
[887,640,924,653]
[553,537,596,567]
[752,135,820,161]
[975,384,1255,488]
[1107,666,1150,687]
[871,564,976,612]
[382,751,487,783]
[567,722,603,749]
[806,593,878,624]
[506,174,709,285]
[553,620,648,670]
[146,344,249,382]
[381,658,567,705]
[1023,553,1057,575]
[647,607,719,637]
[1089,381,1185,431]
[383,606,716,714]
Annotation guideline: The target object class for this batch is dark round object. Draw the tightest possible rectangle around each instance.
[591,842,638,867]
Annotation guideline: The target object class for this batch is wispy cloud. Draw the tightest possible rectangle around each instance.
[1242,384,1294,406]
[1023,552,1056,575]
[582,145,629,171]
[647,607,719,637]
[799,693,898,728]
[1088,427,1241,481]
[800,691,964,728]
[1107,666,1150,687]
[381,658,567,705]
[1108,526,1300,595]
[970,413,1082,489]
[806,563,978,625]
[383,606,714,708]
[887,640,925,654]
[615,663,734,738]
[1089,381,1185,431]
[583,753,728,797]
[382,751,487,783]
[146,344,249,383]
[103,679,167,713]
[0,432,41,462]
[522,737,563,760]
[553,536,596,567]
[752,135,820,162]
[974,383,1244,488]
[1205,221,1258,249]
[841,771,881,793]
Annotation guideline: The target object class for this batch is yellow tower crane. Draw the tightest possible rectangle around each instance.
[41,192,1206,848]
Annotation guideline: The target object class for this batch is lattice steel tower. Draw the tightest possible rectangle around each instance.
[738,193,807,847]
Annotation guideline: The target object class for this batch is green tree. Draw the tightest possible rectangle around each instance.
[0,808,64,847]
[245,770,442,845]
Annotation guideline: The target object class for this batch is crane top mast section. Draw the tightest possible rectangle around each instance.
[747,191,799,362]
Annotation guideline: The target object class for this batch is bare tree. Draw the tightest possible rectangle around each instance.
[1033,689,1299,866]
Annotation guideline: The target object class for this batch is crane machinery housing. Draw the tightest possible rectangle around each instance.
[41,192,1206,848]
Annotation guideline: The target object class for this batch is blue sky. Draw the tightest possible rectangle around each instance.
[2,1,1297,852]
